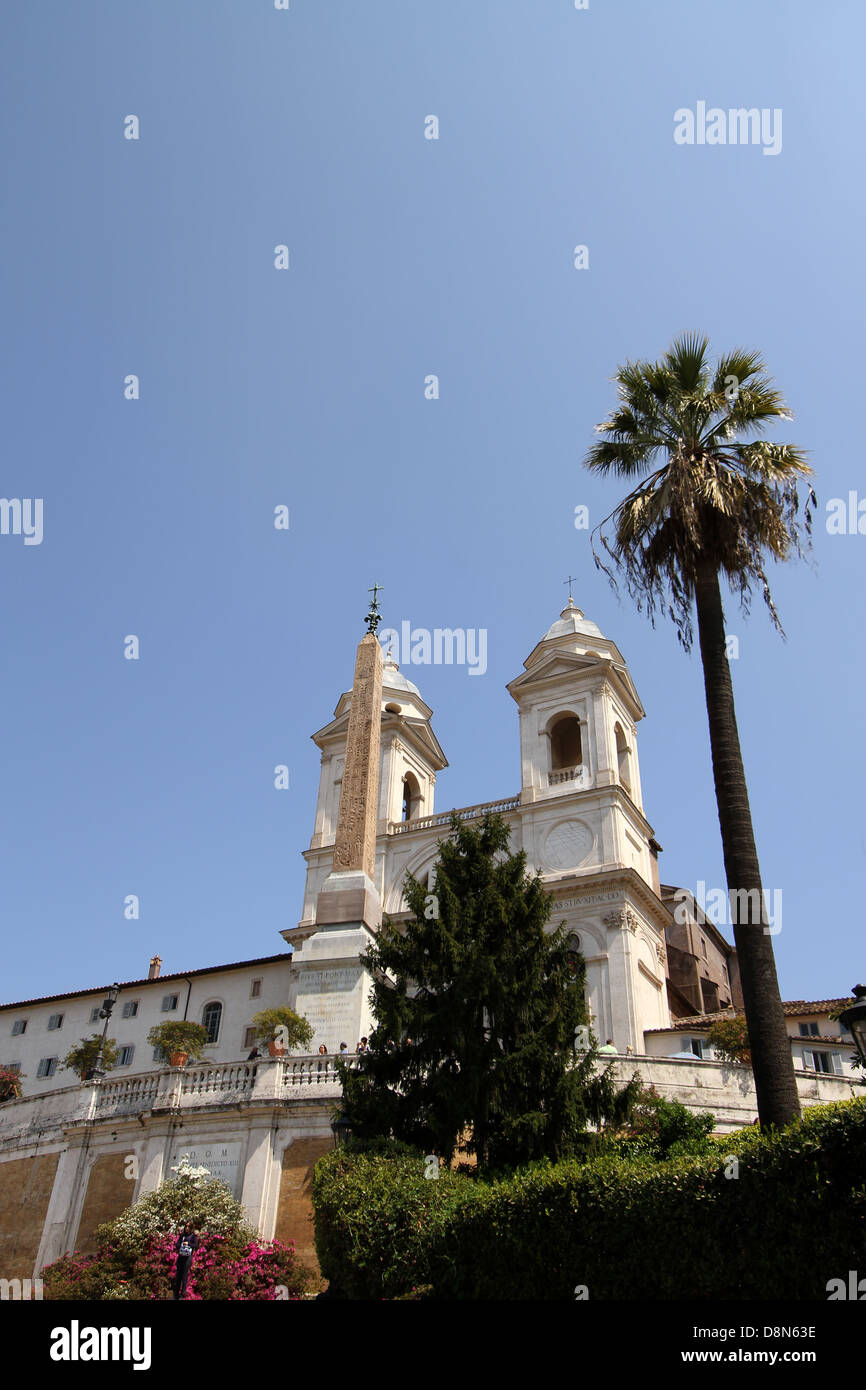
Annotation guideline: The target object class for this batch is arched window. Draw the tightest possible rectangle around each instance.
[550,715,582,771]
[402,772,421,822]
[201,1002,222,1044]
[614,723,631,790]
[565,932,583,977]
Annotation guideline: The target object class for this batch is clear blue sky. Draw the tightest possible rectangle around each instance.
[1,0,863,1005]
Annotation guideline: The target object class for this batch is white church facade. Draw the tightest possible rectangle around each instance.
[289,596,720,1055]
[0,595,859,1284]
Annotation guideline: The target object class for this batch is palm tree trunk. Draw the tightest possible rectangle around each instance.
[694,560,800,1128]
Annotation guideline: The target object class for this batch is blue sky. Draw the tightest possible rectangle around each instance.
[1,0,863,1005]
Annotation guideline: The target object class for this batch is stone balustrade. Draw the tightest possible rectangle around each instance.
[0,1055,354,1140]
[388,795,520,836]
[0,1051,858,1145]
[283,1055,357,1086]
[549,765,586,786]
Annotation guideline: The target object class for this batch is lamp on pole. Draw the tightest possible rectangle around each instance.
[84,984,119,1080]
[330,1109,352,1149]
[838,985,866,1068]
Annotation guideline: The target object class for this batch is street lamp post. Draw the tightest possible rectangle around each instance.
[330,1110,352,1149]
[84,984,119,1080]
[839,985,866,1068]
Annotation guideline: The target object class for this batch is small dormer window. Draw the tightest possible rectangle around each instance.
[550,716,582,771]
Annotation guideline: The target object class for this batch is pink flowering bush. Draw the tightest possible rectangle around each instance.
[41,1157,310,1300]
[43,1230,308,1301]
[0,1066,23,1102]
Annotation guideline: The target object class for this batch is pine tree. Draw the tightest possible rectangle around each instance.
[339,813,638,1171]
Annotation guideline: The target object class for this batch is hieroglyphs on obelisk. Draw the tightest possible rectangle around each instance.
[331,631,383,881]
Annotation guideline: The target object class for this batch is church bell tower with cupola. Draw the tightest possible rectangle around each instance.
[506,593,671,1050]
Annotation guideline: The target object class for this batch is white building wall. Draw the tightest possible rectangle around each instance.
[0,959,296,1097]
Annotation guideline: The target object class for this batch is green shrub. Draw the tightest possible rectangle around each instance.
[313,1098,866,1299]
[602,1086,716,1160]
[707,1015,751,1065]
[61,1035,119,1078]
[250,1006,313,1051]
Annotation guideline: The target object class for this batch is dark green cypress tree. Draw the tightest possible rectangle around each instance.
[339,813,638,1171]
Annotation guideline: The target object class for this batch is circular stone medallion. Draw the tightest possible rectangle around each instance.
[542,820,594,872]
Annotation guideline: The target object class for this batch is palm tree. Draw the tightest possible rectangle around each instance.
[583,333,815,1129]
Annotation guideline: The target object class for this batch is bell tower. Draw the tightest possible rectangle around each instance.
[506,593,670,1050]
[508,594,646,830]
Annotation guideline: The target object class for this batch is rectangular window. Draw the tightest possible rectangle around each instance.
[7,1062,21,1074]
[47,1014,64,1031]
[36,1058,58,1078]
[11,1019,27,1036]
[700,937,707,960]
[243,1027,257,1049]
[89,1007,101,1023]
[161,994,179,1012]
[802,1049,814,1071]
[687,1038,704,1058]
[122,1001,139,1019]
[799,1022,819,1037]
[152,1045,169,1065]
[250,979,262,999]
[118,1045,135,1067]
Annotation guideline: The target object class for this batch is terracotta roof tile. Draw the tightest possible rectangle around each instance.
[0,953,294,1012]
[646,998,853,1033]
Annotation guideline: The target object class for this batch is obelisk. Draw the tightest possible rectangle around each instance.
[292,589,385,1052]
[315,612,384,927]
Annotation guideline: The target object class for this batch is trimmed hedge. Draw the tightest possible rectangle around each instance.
[312,1098,866,1299]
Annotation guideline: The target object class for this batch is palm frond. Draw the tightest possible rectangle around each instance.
[581,335,814,649]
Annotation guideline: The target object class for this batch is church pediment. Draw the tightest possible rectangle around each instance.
[507,650,608,692]
[312,707,446,769]
[508,649,644,718]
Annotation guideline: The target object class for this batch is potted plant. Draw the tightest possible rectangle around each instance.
[0,1065,23,1102]
[146,1020,210,1068]
[250,1007,314,1057]
[62,1035,119,1080]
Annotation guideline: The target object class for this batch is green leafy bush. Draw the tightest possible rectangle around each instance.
[250,1006,313,1051]
[707,1015,752,1065]
[145,1021,210,1061]
[606,1085,716,1159]
[61,1035,119,1078]
[313,1098,866,1300]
